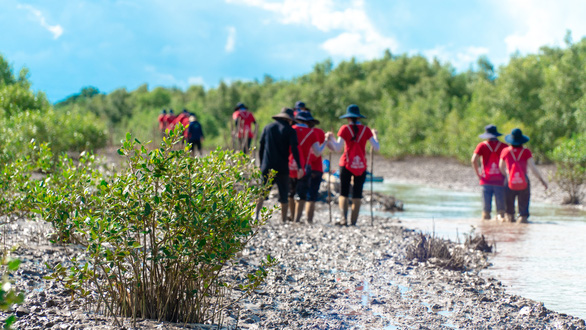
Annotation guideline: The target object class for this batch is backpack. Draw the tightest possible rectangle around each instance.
[344,125,368,175]
[508,148,528,191]
[483,141,503,183]
[288,128,314,177]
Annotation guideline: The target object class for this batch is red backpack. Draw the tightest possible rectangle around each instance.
[483,141,503,183]
[508,148,528,191]
[288,128,314,178]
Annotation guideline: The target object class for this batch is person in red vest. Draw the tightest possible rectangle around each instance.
[499,128,548,223]
[158,109,168,136]
[232,102,257,153]
[327,104,379,226]
[288,111,327,223]
[166,109,176,131]
[168,109,191,145]
[471,125,507,221]
[305,109,329,223]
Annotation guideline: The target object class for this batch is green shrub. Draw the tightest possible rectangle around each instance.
[0,109,108,165]
[0,252,24,330]
[550,134,586,204]
[41,128,276,325]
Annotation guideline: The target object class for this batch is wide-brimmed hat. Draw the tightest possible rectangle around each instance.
[339,104,365,119]
[234,102,247,111]
[505,128,530,146]
[272,107,295,121]
[479,124,502,139]
[295,111,319,125]
[294,101,306,109]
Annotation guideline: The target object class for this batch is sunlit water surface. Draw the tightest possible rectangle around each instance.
[373,182,586,320]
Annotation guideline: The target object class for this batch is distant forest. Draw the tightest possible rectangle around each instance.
[3,34,586,163]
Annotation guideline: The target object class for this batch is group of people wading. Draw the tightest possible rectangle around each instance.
[159,102,547,226]
[471,125,548,223]
[254,102,379,226]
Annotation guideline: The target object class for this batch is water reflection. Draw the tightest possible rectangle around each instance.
[372,182,586,320]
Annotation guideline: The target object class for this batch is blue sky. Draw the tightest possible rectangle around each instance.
[2,0,586,103]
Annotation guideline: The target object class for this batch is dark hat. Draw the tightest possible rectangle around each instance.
[339,104,365,119]
[272,107,295,121]
[294,101,306,109]
[182,108,189,113]
[162,109,167,114]
[505,128,530,146]
[234,102,247,111]
[169,109,174,114]
[295,111,319,125]
[479,124,502,139]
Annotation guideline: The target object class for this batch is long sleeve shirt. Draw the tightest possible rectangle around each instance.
[259,119,301,173]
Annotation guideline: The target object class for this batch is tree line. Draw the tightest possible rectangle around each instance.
[54,36,585,165]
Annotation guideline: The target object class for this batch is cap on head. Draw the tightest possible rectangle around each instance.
[294,101,306,109]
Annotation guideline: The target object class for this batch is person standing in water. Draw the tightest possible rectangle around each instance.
[327,104,379,226]
[499,128,548,223]
[256,108,303,222]
[471,125,507,221]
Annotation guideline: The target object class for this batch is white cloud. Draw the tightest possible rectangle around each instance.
[188,76,205,86]
[17,4,63,39]
[495,0,586,54]
[226,0,397,59]
[225,26,236,53]
[422,46,489,70]
[145,66,206,89]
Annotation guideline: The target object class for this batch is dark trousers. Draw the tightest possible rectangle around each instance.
[289,173,310,201]
[505,181,530,217]
[482,185,505,213]
[307,170,323,202]
[339,166,367,198]
[262,170,290,204]
[189,140,202,152]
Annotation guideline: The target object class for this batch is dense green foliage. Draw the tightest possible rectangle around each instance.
[57,37,586,163]
[0,54,108,165]
[32,129,276,324]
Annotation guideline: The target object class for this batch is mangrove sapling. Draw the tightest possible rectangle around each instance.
[550,134,586,204]
[42,127,277,326]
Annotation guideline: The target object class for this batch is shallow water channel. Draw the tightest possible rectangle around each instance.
[373,182,586,320]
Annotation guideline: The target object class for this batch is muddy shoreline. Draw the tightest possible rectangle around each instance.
[2,154,584,329]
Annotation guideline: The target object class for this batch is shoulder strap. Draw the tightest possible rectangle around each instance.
[510,147,525,163]
[484,141,501,153]
[346,125,354,139]
[356,125,367,143]
[299,128,314,146]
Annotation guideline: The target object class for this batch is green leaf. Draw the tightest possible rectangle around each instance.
[7,259,20,272]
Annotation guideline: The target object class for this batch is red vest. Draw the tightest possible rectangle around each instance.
[289,126,317,178]
[338,124,373,176]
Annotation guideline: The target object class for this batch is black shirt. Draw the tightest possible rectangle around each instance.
[188,121,204,142]
[259,119,301,173]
